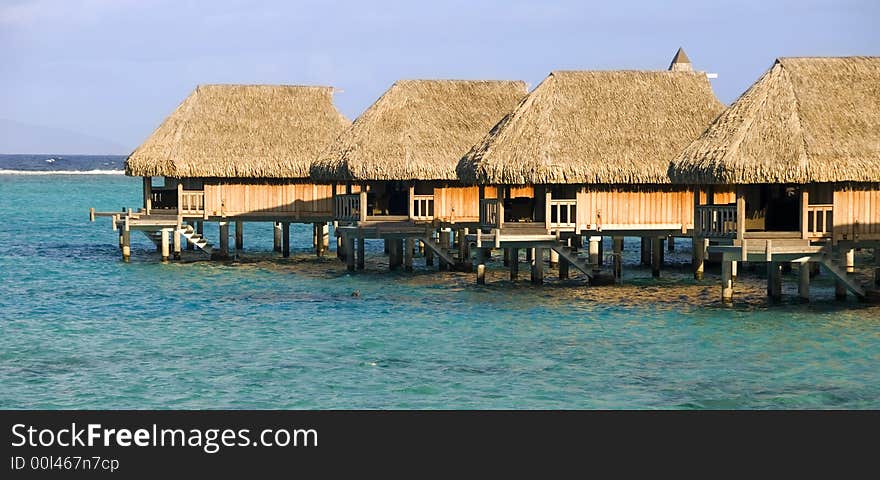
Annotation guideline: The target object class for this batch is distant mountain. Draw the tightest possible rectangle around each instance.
[0,118,129,155]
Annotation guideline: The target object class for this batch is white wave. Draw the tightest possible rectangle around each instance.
[0,169,125,175]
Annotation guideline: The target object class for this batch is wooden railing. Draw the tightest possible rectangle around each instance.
[547,199,577,230]
[695,204,737,237]
[410,195,434,221]
[150,189,177,209]
[480,198,503,229]
[805,204,833,238]
[179,190,205,215]
[335,194,362,222]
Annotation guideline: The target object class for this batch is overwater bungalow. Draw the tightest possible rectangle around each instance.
[310,79,528,271]
[456,49,725,285]
[91,85,350,260]
[669,56,880,302]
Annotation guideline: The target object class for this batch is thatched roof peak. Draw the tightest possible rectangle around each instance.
[125,84,349,178]
[457,69,724,185]
[310,79,528,182]
[669,56,880,184]
[669,47,692,71]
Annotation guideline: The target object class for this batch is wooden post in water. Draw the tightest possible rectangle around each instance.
[509,248,519,280]
[218,221,230,259]
[281,222,290,258]
[314,223,327,257]
[273,222,282,252]
[558,248,570,280]
[612,236,623,283]
[346,235,355,272]
[667,236,674,252]
[588,236,601,272]
[173,227,181,260]
[731,261,738,281]
[122,218,131,262]
[476,248,487,285]
[693,237,707,280]
[526,248,533,263]
[640,237,651,266]
[235,221,243,251]
[438,230,451,271]
[549,249,559,268]
[767,262,782,300]
[425,238,434,267]
[357,237,365,270]
[503,248,510,267]
[597,237,604,267]
[721,261,733,303]
[798,262,811,302]
[845,248,855,273]
[384,239,390,255]
[404,238,414,272]
[531,247,544,285]
[390,239,403,271]
[160,228,170,261]
[651,237,662,278]
[458,228,469,270]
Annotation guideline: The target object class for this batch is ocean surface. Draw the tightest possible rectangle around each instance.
[1,154,879,409]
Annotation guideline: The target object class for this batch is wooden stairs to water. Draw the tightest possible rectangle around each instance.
[141,224,214,256]
[550,246,595,281]
[420,236,457,267]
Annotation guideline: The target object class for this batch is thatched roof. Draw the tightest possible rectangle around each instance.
[125,85,349,178]
[670,57,880,184]
[310,80,527,181]
[457,70,724,185]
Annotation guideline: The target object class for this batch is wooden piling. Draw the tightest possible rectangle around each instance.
[425,238,434,266]
[612,236,623,282]
[693,237,707,280]
[273,222,282,252]
[731,261,738,281]
[767,262,782,300]
[845,248,855,273]
[667,236,674,252]
[531,248,544,285]
[185,222,194,250]
[121,223,130,262]
[798,262,811,302]
[549,249,559,268]
[503,248,510,267]
[509,248,519,280]
[160,229,170,261]
[597,237,604,266]
[439,230,451,271]
[588,236,601,272]
[404,238,414,272]
[235,221,243,251]
[476,248,487,285]
[721,261,733,303]
[346,235,355,272]
[173,227,181,260]
[640,237,651,266]
[219,221,230,259]
[281,222,290,258]
[458,228,469,270]
[357,237,365,270]
[651,237,662,278]
[390,239,403,270]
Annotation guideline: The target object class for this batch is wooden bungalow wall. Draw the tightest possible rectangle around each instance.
[833,185,880,241]
[576,187,694,231]
[203,181,343,219]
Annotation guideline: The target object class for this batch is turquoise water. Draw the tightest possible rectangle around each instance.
[1,174,879,409]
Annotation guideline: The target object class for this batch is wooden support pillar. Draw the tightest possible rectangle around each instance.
[667,236,674,252]
[588,236,601,272]
[357,237,365,270]
[640,237,651,266]
[558,254,569,280]
[526,248,533,263]
[346,235,355,272]
[160,228,170,261]
[235,221,243,251]
[651,237,662,278]
[404,238,414,272]
[281,222,290,258]
[721,261,733,303]
[731,261,738,281]
[384,238,390,255]
[425,238,434,267]
[315,223,328,257]
[531,247,544,285]
[121,224,131,262]
[767,262,782,300]
[612,236,623,283]
[458,228,469,269]
[173,227,181,260]
[476,248,487,285]
[273,222,282,252]
[597,237,604,266]
[845,248,855,273]
[798,262,811,302]
[503,248,510,267]
[549,248,559,268]
[390,239,404,271]
[509,248,519,281]
[337,235,344,260]
[185,222,194,251]
[693,237,707,280]
[218,221,230,259]
[439,230,451,271]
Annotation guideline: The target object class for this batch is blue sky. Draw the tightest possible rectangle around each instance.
[1,0,877,154]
